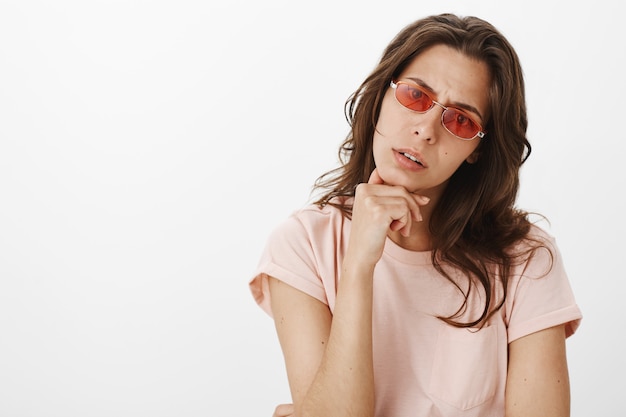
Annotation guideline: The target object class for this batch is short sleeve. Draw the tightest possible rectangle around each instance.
[249,213,329,318]
[505,231,582,343]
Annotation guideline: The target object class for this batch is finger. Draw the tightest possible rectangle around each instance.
[412,194,431,206]
[408,195,428,224]
[390,218,410,236]
[273,403,295,417]
[388,204,412,237]
[368,168,384,184]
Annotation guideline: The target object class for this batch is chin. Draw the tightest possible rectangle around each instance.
[378,169,445,197]
[380,170,421,191]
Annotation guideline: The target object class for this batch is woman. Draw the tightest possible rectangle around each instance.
[250,13,582,417]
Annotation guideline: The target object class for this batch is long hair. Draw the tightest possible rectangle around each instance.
[313,13,546,327]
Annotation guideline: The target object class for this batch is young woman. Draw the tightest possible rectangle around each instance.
[250,13,582,417]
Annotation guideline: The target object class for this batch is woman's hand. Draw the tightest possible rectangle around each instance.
[347,168,430,268]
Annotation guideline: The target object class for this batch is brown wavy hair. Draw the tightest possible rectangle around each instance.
[313,13,547,328]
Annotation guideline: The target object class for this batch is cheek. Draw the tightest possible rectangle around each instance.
[440,143,479,169]
[372,132,385,165]
[375,95,404,134]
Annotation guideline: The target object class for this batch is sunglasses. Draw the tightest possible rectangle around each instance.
[390,80,486,140]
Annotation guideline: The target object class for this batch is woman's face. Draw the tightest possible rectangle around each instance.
[373,44,491,200]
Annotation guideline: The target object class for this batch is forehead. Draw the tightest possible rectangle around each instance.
[398,44,491,121]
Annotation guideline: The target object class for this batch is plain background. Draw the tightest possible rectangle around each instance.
[0,0,623,416]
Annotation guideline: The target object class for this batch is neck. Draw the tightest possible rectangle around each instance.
[388,226,431,252]
[387,190,439,252]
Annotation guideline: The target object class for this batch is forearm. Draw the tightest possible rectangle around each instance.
[298,261,376,417]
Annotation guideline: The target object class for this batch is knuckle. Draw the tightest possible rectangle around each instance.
[355,183,369,196]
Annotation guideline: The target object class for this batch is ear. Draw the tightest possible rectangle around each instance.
[466,150,480,164]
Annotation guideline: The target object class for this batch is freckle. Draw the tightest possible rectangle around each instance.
[321,341,325,345]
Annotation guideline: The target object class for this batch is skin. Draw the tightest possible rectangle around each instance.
[268,44,571,417]
[370,44,486,251]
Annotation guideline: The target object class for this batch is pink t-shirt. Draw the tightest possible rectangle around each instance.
[250,202,582,417]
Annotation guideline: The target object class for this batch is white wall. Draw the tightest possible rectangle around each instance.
[0,0,622,415]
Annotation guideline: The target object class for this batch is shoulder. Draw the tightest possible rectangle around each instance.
[526,222,557,246]
[512,222,557,251]
[266,198,351,250]
[511,223,561,277]
[293,199,350,229]
[501,222,557,272]
[505,223,582,340]
[278,197,351,236]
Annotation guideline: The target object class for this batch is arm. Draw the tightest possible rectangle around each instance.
[269,261,375,417]
[505,324,571,417]
[269,169,428,417]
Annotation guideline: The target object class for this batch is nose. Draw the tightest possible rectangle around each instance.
[412,103,445,143]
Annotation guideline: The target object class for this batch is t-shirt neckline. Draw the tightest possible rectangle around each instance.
[383,236,433,266]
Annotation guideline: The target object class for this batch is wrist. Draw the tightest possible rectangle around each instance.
[341,257,376,282]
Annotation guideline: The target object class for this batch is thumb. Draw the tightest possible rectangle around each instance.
[368,168,384,184]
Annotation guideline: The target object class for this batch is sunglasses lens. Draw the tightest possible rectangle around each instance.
[395,83,432,111]
[442,108,481,139]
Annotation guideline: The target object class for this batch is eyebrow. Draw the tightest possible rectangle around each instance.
[405,77,486,124]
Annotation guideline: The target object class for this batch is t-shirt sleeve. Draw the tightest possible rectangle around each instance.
[249,213,329,318]
[505,233,582,343]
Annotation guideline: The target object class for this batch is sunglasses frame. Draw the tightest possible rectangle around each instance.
[390,80,486,141]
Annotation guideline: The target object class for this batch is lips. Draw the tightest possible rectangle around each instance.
[395,148,428,168]
[401,151,424,166]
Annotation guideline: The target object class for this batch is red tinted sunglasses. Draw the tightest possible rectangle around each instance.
[390,80,486,140]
